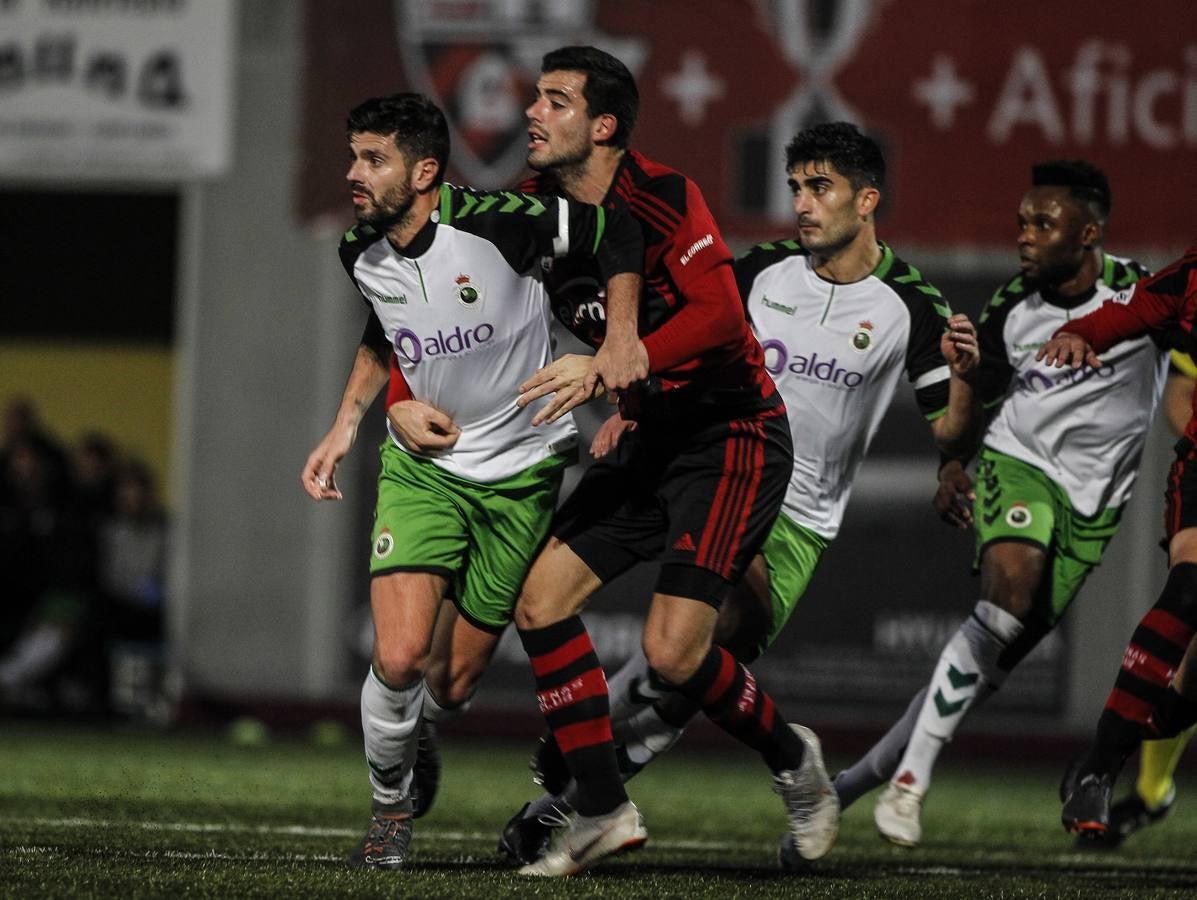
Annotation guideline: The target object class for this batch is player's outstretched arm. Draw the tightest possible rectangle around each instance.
[301,341,389,501]
[1036,332,1102,369]
[588,271,649,396]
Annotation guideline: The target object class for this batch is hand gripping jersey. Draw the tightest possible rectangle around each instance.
[339,183,642,483]
[520,150,779,420]
[977,253,1168,516]
[1056,245,1197,441]
[737,240,952,539]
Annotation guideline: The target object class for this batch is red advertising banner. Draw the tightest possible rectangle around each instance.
[299,0,1196,254]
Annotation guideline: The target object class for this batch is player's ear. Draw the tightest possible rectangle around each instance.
[411,157,440,192]
[857,186,880,217]
[1080,220,1101,249]
[592,113,618,144]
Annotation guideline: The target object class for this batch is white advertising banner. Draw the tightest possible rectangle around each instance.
[0,0,234,181]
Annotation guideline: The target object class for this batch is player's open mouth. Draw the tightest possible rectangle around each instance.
[527,131,547,150]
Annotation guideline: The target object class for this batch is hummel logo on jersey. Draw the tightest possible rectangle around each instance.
[672,533,696,552]
[363,285,407,304]
[761,295,797,315]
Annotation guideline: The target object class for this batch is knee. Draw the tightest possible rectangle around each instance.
[426,662,483,709]
[373,642,427,688]
[642,633,706,685]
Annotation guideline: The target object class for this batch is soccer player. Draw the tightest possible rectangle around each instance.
[299,92,643,869]
[499,45,839,877]
[1037,246,1197,838]
[501,122,983,867]
[834,161,1172,848]
[1079,351,1196,849]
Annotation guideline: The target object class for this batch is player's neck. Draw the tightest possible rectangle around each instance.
[557,148,623,205]
[1043,246,1103,301]
[811,228,882,284]
[384,191,440,252]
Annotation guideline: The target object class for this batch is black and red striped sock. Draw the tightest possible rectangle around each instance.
[518,616,626,817]
[1087,564,1197,775]
[673,645,804,773]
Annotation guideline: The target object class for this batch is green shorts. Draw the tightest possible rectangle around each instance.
[973,447,1122,624]
[758,512,829,653]
[370,441,574,632]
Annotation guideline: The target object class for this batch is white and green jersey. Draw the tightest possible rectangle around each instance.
[737,240,952,539]
[339,184,641,483]
[976,254,1167,516]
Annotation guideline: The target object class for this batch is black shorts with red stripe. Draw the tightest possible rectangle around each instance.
[1163,434,1197,545]
[553,403,792,607]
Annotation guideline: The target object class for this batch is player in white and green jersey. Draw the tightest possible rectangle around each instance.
[300,93,642,870]
[837,159,1174,850]
[498,122,982,866]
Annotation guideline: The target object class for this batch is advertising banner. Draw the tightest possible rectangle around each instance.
[0,0,235,180]
[300,0,1195,254]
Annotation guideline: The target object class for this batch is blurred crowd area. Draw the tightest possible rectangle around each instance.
[0,397,172,724]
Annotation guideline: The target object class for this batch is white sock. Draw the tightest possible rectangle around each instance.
[360,667,424,805]
[606,649,671,722]
[421,681,471,723]
[615,704,685,773]
[891,601,1023,795]
[834,686,926,809]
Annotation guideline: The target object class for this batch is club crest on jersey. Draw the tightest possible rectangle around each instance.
[850,320,874,353]
[455,274,482,308]
[373,529,395,559]
[1005,503,1032,529]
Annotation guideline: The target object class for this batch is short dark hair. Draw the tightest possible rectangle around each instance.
[346,93,450,184]
[541,46,639,148]
[1031,159,1111,223]
[784,122,885,192]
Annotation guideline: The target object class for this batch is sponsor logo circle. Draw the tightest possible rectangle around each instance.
[1005,505,1032,529]
[374,531,395,559]
[394,328,422,364]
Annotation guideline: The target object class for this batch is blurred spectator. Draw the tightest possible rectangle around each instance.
[73,431,118,524]
[0,434,104,712]
[99,459,172,723]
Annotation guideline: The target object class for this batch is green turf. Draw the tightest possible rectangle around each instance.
[1,723,1195,898]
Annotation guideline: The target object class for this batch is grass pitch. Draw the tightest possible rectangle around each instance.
[2,722,1195,898]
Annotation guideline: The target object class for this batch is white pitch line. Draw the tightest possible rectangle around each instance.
[7,817,745,852]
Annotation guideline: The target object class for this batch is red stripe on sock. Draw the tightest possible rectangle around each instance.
[758,693,776,735]
[701,648,738,707]
[535,667,609,716]
[1105,687,1155,725]
[1120,643,1178,688]
[554,717,614,755]
[1142,608,1195,648]
[530,632,594,678]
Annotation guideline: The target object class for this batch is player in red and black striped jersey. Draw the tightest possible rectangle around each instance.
[1038,245,1197,838]
[518,152,779,420]
[504,46,838,876]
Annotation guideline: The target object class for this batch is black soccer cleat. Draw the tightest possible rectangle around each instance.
[777,833,814,872]
[530,732,570,796]
[497,801,553,866]
[1078,786,1176,849]
[348,800,414,870]
[1061,772,1114,838]
[411,720,440,819]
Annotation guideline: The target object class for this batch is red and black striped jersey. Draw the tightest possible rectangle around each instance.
[1058,243,1197,438]
[520,150,779,419]
[1059,245,1197,354]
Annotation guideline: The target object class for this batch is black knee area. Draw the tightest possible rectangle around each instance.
[1160,562,1197,626]
[655,563,731,609]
